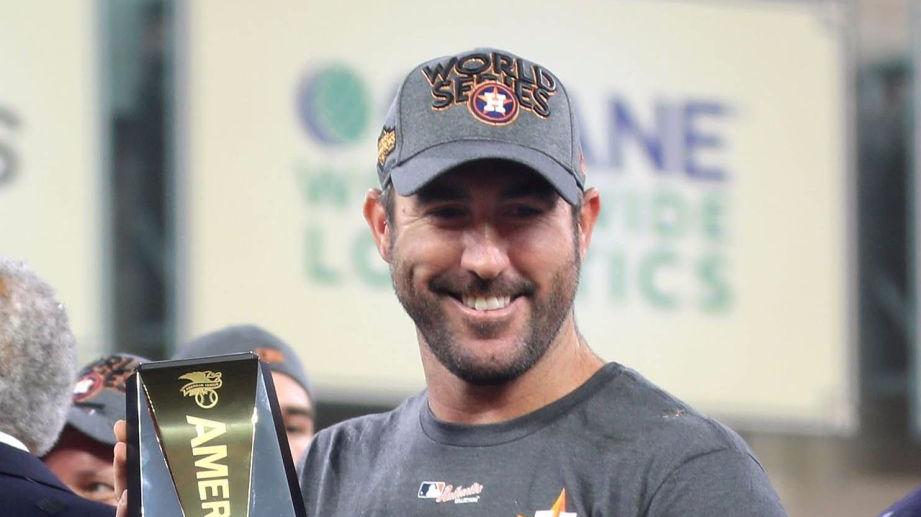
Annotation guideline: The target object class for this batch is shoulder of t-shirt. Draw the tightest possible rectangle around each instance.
[592,363,759,463]
[310,391,426,452]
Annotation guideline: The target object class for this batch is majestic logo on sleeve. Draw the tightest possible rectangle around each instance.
[179,370,223,409]
[518,489,576,517]
[421,50,557,125]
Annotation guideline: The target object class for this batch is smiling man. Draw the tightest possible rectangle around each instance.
[295,48,787,516]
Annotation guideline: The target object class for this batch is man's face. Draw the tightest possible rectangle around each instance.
[385,161,582,385]
[43,426,116,505]
[271,371,314,464]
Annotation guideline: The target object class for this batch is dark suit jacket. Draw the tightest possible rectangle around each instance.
[881,485,921,516]
[0,442,115,516]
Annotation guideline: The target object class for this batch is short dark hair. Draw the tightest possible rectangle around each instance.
[381,183,396,223]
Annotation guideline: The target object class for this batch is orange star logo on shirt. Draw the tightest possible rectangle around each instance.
[518,488,577,517]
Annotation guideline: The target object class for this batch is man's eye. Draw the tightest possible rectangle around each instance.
[84,481,114,495]
[428,206,467,220]
[286,424,307,434]
[506,204,543,218]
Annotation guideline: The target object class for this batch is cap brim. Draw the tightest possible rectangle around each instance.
[66,407,117,446]
[389,141,582,205]
[65,390,123,446]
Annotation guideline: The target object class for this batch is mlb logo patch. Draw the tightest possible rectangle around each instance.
[418,482,446,499]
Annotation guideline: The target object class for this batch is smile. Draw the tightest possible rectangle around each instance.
[460,295,513,312]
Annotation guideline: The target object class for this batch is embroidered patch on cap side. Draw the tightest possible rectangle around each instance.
[73,371,104,403]
[72,354,143,402]
[378,127,397,166]
[468,82,518,126]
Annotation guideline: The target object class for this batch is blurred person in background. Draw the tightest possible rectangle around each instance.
[171,324,315,464]
[43,353,146,506]
[0,257,113,516]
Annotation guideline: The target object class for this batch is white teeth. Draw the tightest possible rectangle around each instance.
[462,295,512,311]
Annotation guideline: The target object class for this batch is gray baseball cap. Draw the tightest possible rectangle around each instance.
[376,47,586,205]
[172,325,313,404]
[67,353,148,446]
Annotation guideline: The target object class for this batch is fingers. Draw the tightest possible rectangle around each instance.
[114,419,126,443]
[113,420,127,500]
[115,489,127,517]
[114,441,126,492]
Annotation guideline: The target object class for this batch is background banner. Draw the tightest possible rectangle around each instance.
[179,0,853,431]
[0,2,107,360]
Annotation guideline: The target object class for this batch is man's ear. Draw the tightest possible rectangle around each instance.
[577,188,601,256]
[363,189,392,262]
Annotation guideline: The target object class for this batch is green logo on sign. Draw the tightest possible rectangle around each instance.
[297,64,371,145]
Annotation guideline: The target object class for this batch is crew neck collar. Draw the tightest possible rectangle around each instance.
[419,362,623,447]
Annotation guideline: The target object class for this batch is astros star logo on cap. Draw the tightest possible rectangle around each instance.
[468,82,518,125]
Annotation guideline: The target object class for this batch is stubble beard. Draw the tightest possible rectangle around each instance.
[389,233,582,386]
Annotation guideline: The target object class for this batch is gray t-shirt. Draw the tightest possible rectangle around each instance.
[299,363,786,516]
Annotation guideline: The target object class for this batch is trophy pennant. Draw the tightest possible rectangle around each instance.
[127,353,305,517]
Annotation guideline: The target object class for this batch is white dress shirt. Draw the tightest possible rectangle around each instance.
[0,429,29,453]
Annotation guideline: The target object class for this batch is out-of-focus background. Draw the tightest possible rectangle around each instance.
[0,0,917,514]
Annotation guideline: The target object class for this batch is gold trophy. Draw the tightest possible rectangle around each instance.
[126,353,306,516]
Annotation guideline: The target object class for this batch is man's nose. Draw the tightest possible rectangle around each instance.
[460,224,510,280]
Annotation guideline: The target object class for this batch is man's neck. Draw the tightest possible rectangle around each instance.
[421,318,604,425]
